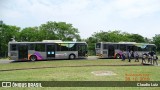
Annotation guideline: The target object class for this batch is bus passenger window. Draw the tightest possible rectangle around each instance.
[35,44,45,52]
[61,44,69,51]
[29,44,35,50]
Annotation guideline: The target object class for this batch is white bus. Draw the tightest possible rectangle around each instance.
[95,42,156,59]
[8,40,88,61]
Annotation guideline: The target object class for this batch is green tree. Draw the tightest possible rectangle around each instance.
[91,30,130,42]
[127,34,145,43]
[0,23,20,57]
[85,37,97,55]
[39,21,81,41]
[144,37,152,43]
[19,27,39,41]
[39,21,58,40]
[153,34,160,52]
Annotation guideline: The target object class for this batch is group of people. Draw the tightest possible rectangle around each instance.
[121,50,158,65]
[142,51,158,65]
[121,50,138,62]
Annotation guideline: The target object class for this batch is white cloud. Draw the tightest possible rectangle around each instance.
[111,0,160,19]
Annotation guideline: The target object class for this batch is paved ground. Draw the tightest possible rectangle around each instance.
[0,60,15,64]
[87,56,98,60]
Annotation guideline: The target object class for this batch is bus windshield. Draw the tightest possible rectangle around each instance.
[96,43,101,48]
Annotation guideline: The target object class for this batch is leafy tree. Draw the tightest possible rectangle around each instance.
[19,27,39,41]
[127,34,145,43]
[39,21,58,40]
[39,21,81,41]
[85,37,97,55]
[153,34,160,52]
[0,23,20,57]
[144,37,152,43]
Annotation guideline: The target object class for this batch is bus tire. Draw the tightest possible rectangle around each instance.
[69,54,75,60]
[116,54,121,59]
[30,55,37,61]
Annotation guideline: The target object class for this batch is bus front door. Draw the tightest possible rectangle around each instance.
[18,44,28,60]
[108,45,115,58]
[46,45,55,58]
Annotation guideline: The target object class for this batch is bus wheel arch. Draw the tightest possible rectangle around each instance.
[116,54,121,59]
[69,54,76,60]
[29,55,37,61]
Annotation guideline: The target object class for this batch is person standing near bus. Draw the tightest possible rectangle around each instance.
[153,54,158,65]
[134,51,139,62]
[121,50,125,61]
[131,50,134,59]
[148,50,155,64]
[142,53,147,64]
[127,50,131,62]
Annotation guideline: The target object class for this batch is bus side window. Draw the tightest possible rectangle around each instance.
[69,43,76,51]
[35,44,45,52]
[61,44,69,51]
[29,44,35,50]
[114,44,118,49]
[120,44,126,51]
[56,44,61,51]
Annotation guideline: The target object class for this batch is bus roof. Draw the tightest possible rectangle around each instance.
[97,42,155,46]
[9,41,87,44]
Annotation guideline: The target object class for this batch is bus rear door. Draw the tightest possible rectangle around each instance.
[77,44,87,57]
[18,44,28,60]
[108,45,115,58]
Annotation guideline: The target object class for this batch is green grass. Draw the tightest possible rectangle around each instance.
[0,65,160,81]
[0,59,160,90]
[0,59,142,71]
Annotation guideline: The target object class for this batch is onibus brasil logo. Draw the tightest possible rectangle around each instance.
[1,82,42,87]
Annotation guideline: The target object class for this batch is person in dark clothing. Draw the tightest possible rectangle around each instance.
[149,51,155,56]
[131,51,134,59]
[148,51,155,64]
[121,50,125,61]
[134,51,139,62]
[153,54,158,65]
[128,51,131,62]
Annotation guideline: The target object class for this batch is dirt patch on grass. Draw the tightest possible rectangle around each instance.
[91,70,117,76]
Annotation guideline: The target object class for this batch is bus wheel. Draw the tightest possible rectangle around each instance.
[30,55,37,61]
[116,54,121,59]
[69,54,75,60]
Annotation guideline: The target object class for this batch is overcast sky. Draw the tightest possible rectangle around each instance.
[1,0,160,39]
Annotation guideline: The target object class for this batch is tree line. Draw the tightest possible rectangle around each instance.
[0,21,160,57]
